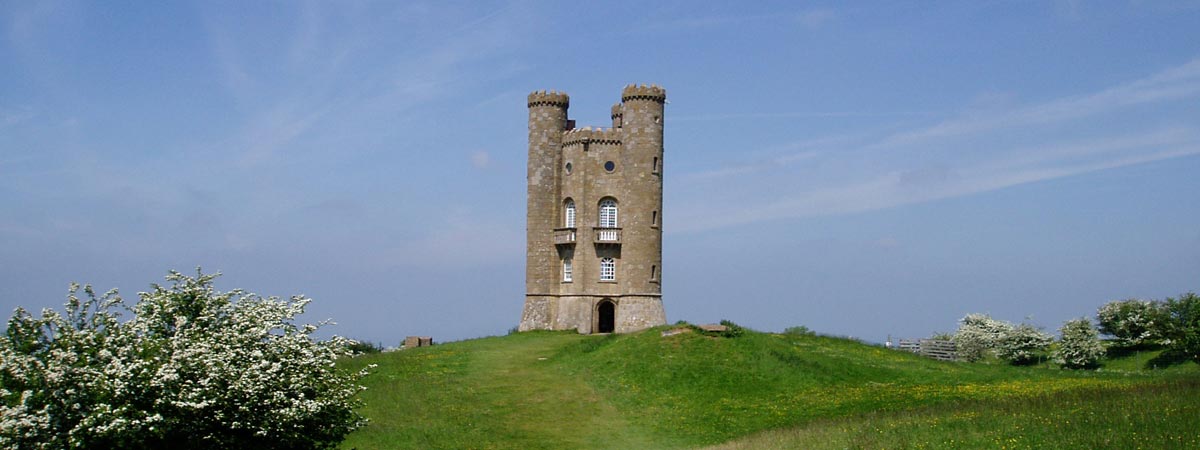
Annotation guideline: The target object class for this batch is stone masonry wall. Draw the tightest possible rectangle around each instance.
[521,85,667,334]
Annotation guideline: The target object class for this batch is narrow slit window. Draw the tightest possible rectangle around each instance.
[563,259,573,282]
[650,265,657,281]
[651,211,658,227]
[652,157,659,174]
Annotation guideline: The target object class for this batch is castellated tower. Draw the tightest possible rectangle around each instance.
[519,84,668,334]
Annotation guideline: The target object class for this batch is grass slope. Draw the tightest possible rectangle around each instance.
[709,380,1200,449]
[338,327,1199,449]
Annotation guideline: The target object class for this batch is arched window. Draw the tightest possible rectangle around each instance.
[564,199,576,228]
[600,257,615,281]
[598,198,618,228]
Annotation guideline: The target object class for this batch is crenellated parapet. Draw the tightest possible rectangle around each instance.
[528,90,570,108]
[562,126,622,146]
[620,84,666,103]
[611,103,624,118]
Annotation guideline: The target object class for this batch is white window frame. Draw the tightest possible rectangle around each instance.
[565,199,576,228]
[600,257,615,281]
[599,199,618,228]
[563,258,573,282]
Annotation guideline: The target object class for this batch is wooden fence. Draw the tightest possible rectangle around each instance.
[896,338,958,361]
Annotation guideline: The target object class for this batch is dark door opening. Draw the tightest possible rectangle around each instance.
[597,300,615,333]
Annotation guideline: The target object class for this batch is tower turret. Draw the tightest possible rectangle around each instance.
[617,84,665,302]
[526,90,570,298]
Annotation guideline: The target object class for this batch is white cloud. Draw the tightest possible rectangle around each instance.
[672,58,1200,232]
[199,3,529,169]
[880,58,1200,147]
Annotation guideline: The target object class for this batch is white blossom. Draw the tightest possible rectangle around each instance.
[0,270,370,449]
[1055,317,1106,369]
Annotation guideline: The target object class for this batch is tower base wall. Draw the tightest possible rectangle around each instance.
[519,294,666,334]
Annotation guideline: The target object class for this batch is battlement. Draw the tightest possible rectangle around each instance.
[611,103,624,118]
[527,90,570,108]
[621,84,667,103]
[562,126,622,146]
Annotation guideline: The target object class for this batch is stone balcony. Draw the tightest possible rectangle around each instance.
[593,227,622,245]
[553,228,577,245]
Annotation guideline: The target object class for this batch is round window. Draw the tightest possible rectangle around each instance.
[604,161,616,172]
[565,162,572,174]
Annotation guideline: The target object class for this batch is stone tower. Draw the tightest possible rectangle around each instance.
[519,84,668,334]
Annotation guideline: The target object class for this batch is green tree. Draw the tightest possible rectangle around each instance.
[0,270,371,450]
[1163,292,1200,363]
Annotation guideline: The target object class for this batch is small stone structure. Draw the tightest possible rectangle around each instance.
[696,324,729,333]
[403,336,433,349]
[520,85,669,334]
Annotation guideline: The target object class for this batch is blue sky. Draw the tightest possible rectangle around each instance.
[2,1,1198,345]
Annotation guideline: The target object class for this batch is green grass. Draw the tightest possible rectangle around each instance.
[708,380,1200,449]
[337,327,1200,449]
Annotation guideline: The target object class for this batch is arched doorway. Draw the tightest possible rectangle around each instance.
[597,299,615,333]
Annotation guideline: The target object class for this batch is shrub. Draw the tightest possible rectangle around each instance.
[782,325,815,336]
[0,270,371,450]
[1162,292,1200,364]
[1096,299,1167,346]
[995,323,1053,365]
[929,331,954,341]
[1055,318,1105,369]
[952,314,1013,362]
[346,339,384,355]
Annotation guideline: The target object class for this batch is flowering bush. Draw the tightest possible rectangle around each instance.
[952,314,1013,362]
[0,270,371,450]
[1054,318,1105,369]
[1163,292,1200,363]
[1096,299,1167,346]
[994,323,1053,365]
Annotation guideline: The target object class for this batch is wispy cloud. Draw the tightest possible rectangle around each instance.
[0,107,35,127]
[672,58,1200,232]
[635,9,837,34]
[671,110,934,122]
[680,150,818,182]
[880,58,1200,147]
[200,3,528,169]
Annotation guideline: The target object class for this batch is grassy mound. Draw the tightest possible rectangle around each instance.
[338,326,1199,449]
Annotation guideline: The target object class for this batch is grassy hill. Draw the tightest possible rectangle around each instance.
[337,326,1199,449]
